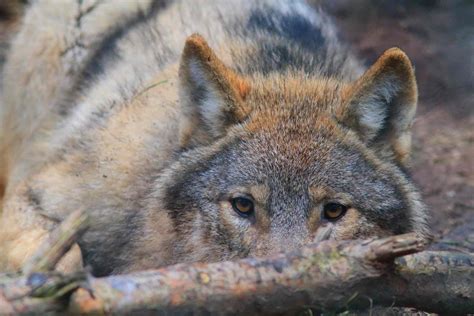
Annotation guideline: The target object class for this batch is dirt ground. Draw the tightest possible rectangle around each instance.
[1,1,472,246]
[320,0,474,248]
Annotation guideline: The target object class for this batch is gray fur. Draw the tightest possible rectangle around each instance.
[0,0,429,275]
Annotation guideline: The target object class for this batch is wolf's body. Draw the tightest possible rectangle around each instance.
[0,0,429,275]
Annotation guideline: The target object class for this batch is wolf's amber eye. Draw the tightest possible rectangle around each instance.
[231,197,254,218]
[323,203,347,221]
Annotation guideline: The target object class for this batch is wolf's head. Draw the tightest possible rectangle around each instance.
[137,34,429,268]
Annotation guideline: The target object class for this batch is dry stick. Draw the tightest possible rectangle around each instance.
[1,224,473,315]
[364,251,474,314]
[1,210,89,314]
[68,233,473,315]
[22,209,89,274]
[0,234,474,314]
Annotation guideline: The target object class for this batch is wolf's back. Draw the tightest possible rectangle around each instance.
[0,1,161,193]
[1,0,361,190]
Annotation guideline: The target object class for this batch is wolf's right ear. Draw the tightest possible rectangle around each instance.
[178,34,251,147]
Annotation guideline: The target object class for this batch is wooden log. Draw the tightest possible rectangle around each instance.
[1,216,473,315]
[362,251,474,315]
[66,233,465,315]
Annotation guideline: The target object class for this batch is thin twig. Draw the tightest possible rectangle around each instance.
[22,209,89,274]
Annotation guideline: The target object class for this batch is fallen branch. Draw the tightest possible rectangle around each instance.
[68,236,473,315]
[362,250,474,314]
[0,209,473,315]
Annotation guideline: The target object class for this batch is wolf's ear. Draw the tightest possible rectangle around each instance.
[340,48,418,165]
[178,34,251,147]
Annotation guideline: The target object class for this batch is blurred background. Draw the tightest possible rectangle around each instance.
[0,0,473,247]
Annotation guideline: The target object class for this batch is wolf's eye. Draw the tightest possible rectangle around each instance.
[231,197,254,218]
[323,202,347,221]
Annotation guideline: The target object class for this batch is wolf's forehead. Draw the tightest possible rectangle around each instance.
[248,74,347,114]
[244,77,346,133]
[239,124,340,173]
[226,131,404,210]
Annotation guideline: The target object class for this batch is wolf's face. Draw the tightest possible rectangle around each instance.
[137,35,429,268]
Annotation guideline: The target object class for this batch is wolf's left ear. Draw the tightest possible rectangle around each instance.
[178,34,251,147]
[340,48,418,165]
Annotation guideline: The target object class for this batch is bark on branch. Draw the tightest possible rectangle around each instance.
[0,210,472,315]
[68,235,473,315]
[0,209,88,314]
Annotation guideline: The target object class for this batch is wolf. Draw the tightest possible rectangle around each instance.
[0,0,429,276]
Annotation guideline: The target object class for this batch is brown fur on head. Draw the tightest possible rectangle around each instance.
[131,35,428,272]
[179,35,419,165]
